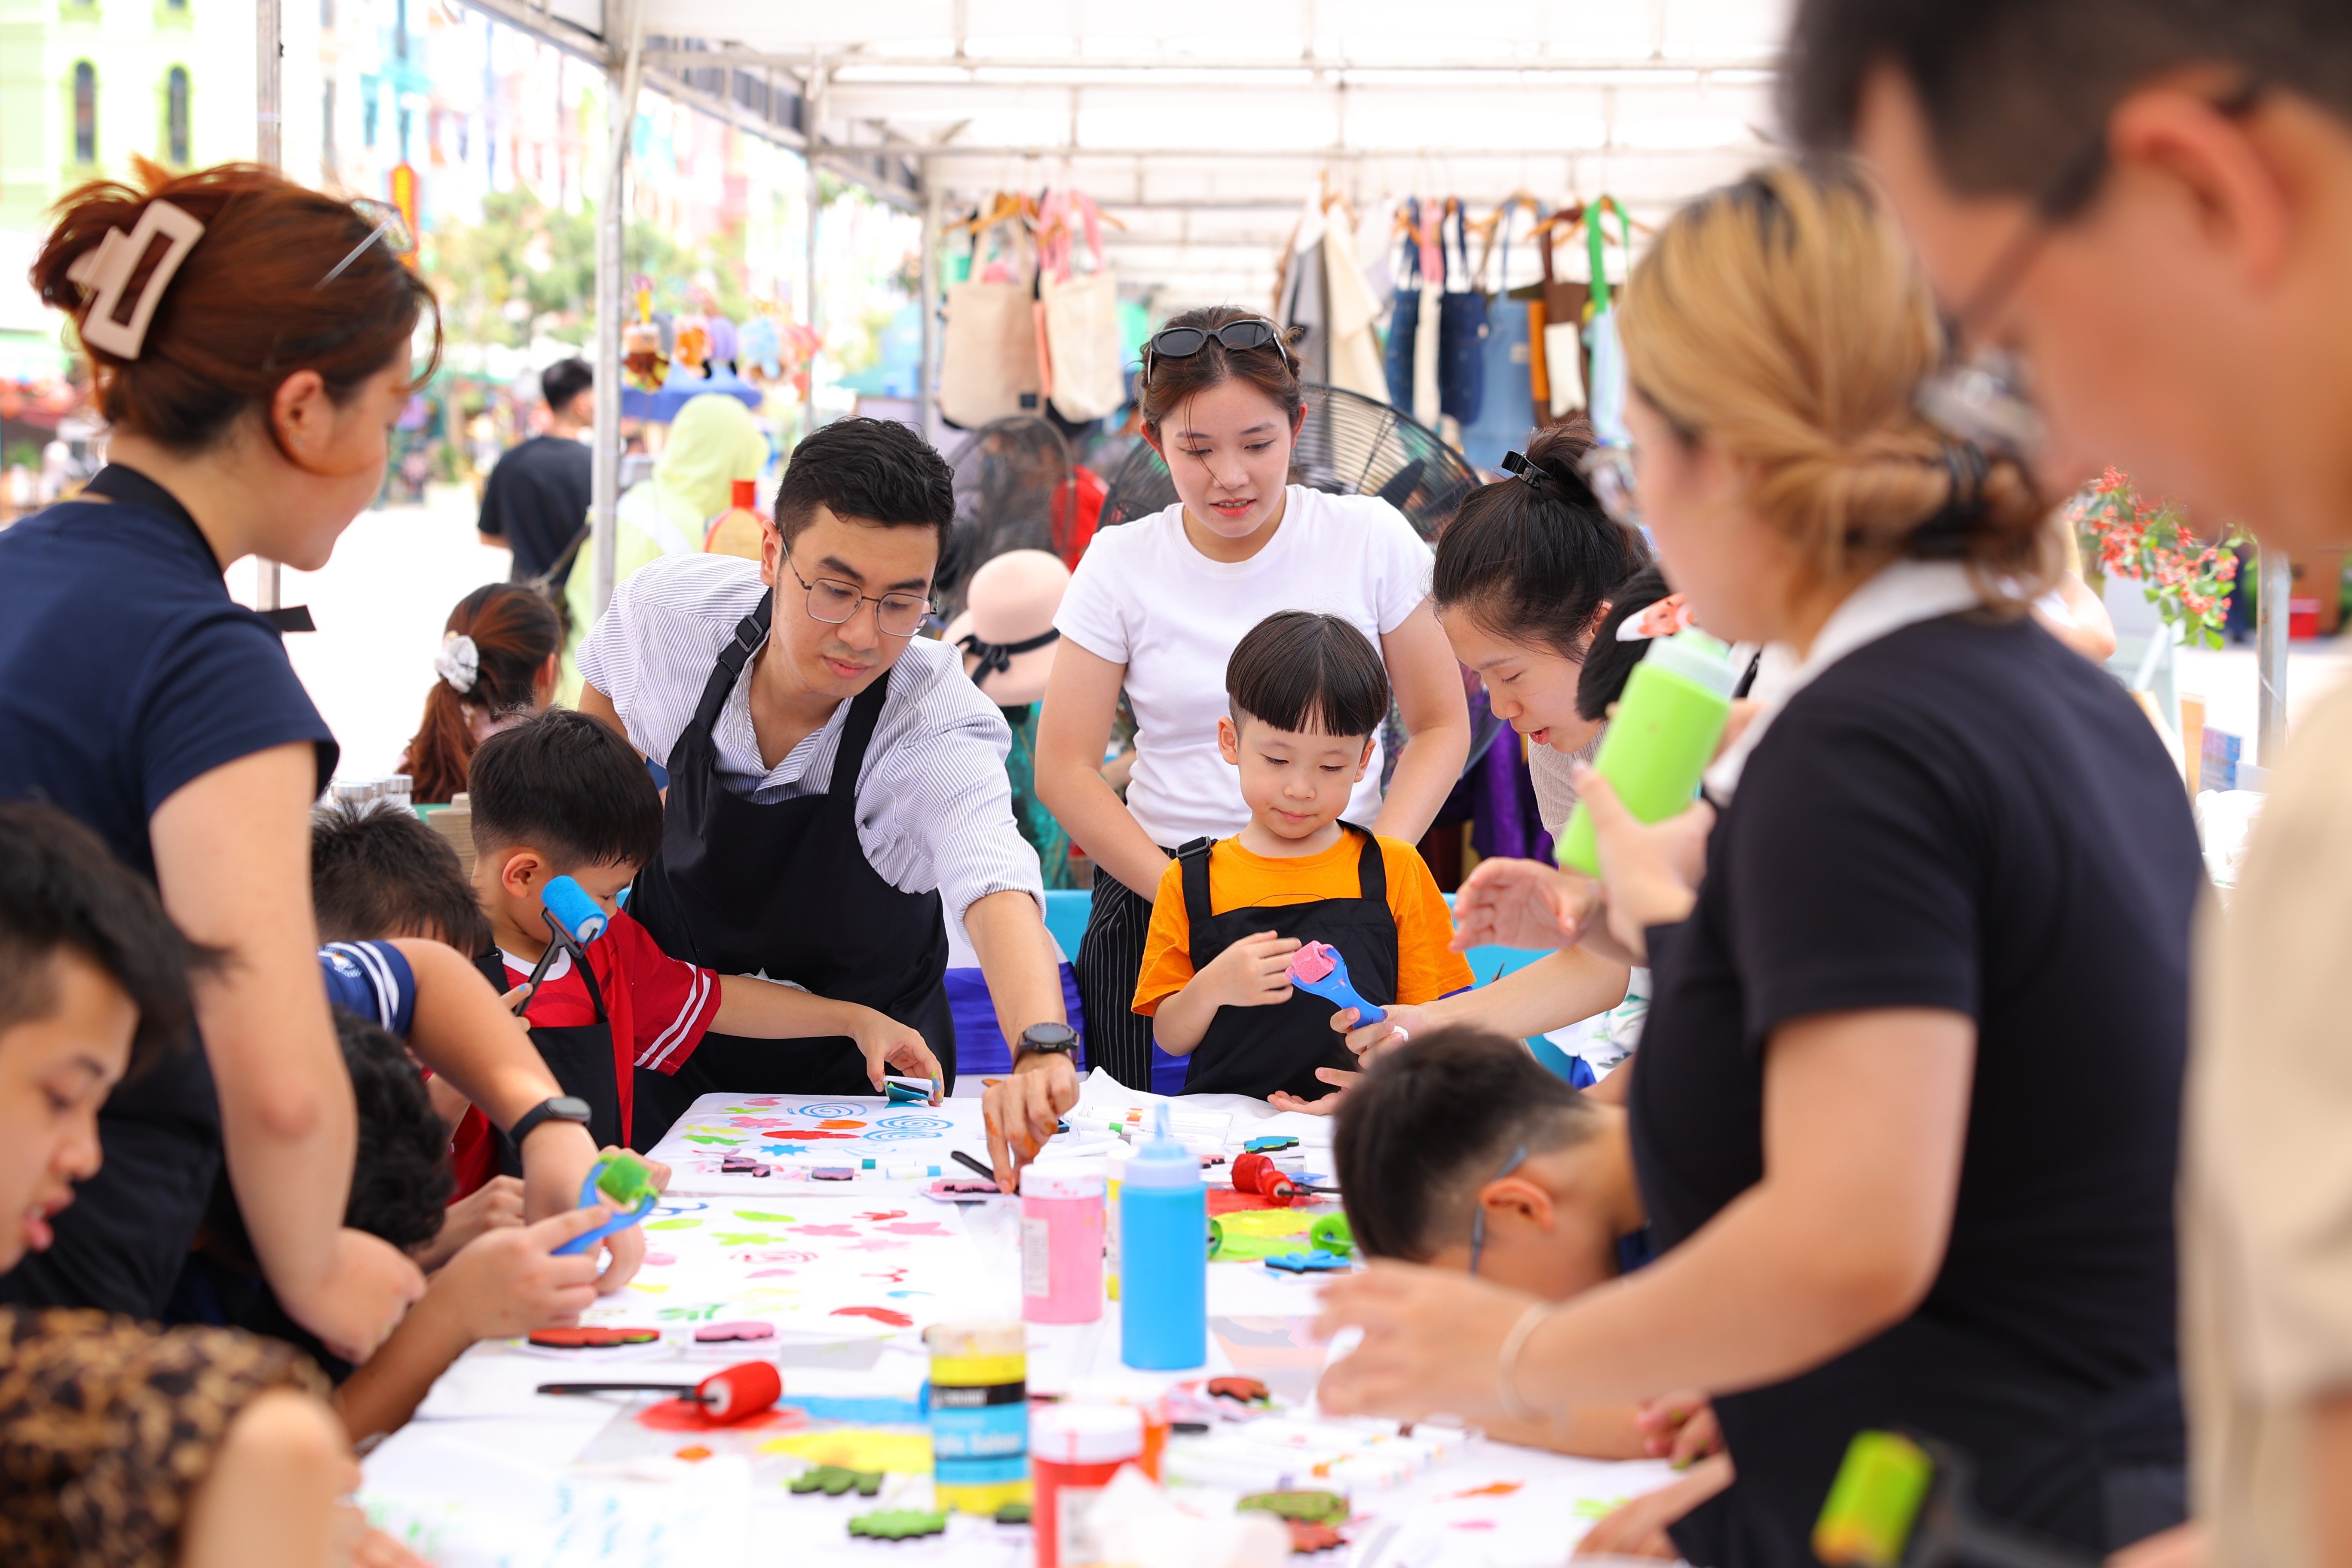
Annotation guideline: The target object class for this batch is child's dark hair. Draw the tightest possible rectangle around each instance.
[403,583,560,805]
[1432,420,1650,662]
[1226,611,1390,739]
[337,1009,456,1250]
[311,802,494,956]
[1333,1026,1601,1262]
[0,800,217,1059]
[468,709,664,871]
[206,1009,455,1263]
[1574,564,1675,724]
[774,415,955,561]
[1138,304,1306,437]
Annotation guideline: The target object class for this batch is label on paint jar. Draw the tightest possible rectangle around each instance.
[1023,1216,1051,1299]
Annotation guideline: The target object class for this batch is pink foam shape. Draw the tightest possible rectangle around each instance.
[1289,941,1337,983]
[876,1222,952,1237]
[643,1253,677,1266]
[791,1224,859,1237]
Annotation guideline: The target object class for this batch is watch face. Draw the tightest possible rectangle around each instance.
[1021,1024,1078,1052]
[548,1096,594,1122]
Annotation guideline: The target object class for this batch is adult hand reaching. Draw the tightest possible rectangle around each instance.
[1336,1001,1427,1064]
[1314,1259,1547,1425]
[983,1050,1080,1192]
[1572,764,1712,960]
[1449,857,1602,954]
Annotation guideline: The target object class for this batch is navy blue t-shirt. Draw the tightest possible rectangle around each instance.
[0,468,337,1317]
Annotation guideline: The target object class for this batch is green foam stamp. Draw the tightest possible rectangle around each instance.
[556,1150,661,1256]
[1810,1430,2079,1568]
[1238,1491,1348,1525]
[1310,1213,1354,1256]
[790,1465,885,1497]
[849,1509,949,1540]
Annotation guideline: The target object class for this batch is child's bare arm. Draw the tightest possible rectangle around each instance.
[334,1206,609,1443]
[1151,931,1300,1056]
[710,975,942,1094]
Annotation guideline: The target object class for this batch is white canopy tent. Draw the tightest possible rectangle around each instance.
[259,0,2289,754]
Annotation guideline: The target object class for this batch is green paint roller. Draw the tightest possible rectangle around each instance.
[1814,1431,2094,1568]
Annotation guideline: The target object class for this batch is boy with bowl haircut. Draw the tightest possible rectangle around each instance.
[1133,611,1471,1108]
[461,710,941,1172]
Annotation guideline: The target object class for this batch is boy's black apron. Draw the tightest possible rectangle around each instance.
[472,949,622,1166]
[627,589,954,1148]
[1176,825,1398,1102]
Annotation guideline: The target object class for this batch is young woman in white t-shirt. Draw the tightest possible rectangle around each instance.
[1037,306,1472,1090]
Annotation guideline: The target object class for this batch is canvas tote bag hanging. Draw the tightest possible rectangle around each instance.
[1460,197,1542,470]
[940,211,1045,428]
[1436,200,1490,426]
[1539,206,1590,417]
[1383,198,1428,412]
[1584,196,1635,447]
[1038,190,1127,423]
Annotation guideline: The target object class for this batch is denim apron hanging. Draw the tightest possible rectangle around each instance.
[1436,201,1489,427]
[1585,198,1634,448]
[1382,198,1426,411]
[1461,200,1541,470]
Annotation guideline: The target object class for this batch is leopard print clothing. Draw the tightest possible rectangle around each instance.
[0,1306,328,1568]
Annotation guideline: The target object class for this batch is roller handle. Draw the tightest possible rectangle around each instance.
[1285,942,1386,1026]
[552,1153,660,1256]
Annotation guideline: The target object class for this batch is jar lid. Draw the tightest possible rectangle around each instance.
[1022,1171,1105,1201]
[1031,1402,1144,1464]
[923,1320,1026,1358]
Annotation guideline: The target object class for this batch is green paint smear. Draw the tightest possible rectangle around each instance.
[644,1217,704,1230]
[1571,1497,1633,1522]
[683,1134,742,1146]
[714,1233,781,1246]
[733,1211,797,1222]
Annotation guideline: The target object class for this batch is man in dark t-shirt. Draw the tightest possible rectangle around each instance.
[477,356,593,587]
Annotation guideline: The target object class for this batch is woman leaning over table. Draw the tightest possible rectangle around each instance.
[1320,161,2202,1565]
[0,161,632,1356]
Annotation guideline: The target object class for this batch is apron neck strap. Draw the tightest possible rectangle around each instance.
[1345,823,1387,902]
[692,589,775,735]
[828,664,896,805]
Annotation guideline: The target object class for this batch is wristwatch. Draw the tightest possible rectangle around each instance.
[1012,1022,1080,1066]
[510,1095,594,1145]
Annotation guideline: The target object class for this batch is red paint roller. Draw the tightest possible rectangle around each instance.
[536,1360,784,1422]
[1231,1152,1338,1208]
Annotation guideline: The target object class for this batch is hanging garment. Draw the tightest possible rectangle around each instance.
[1460,200,1542,471]
[1276,196,1332,385]
[1038,192,1127,423]
[940,215,1044,428]
[1323,203,1391,402]
[1540,211,1590,417]
[1382,199,1427,412]
[1436,202,1490,427]
[1584,198,1634,447]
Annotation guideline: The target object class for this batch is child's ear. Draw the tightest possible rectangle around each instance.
[1354,735,1376,781]
[496,849,546,900]
[1482,1176,1557,1235]
[1217,716,1241,766]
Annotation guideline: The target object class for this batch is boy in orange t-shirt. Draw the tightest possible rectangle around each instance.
[1133,611,1471,1110]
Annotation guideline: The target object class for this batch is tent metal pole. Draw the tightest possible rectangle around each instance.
[254,0,282,612]
[592,2,644,622]
[919,164,941,444]
[2258,544,2292,767]
[803,52,825,445]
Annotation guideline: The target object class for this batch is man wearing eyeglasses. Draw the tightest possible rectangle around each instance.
[1783,3,2352,1565]
[577,417,1071,1147]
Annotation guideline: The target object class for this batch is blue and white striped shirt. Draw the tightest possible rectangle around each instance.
[578,552,1044,921]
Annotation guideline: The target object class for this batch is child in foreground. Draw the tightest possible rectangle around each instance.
[0,802,406,1568]
[1132,611,1471,1108]
[461,710,942,1169]
[1332,1026,1729,1553]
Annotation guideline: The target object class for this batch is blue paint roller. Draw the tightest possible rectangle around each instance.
[1286,941,1386,1026]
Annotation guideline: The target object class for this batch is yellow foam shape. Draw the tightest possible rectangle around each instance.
[1215,1211,1315,1238]
[761,1429,934,1473]
[628,1282,671,1294]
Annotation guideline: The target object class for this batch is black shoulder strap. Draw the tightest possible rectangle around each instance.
[1346,823,1387,903]
[689,588,773,736]
[829,664,897,804]
[1176,836,1218,972]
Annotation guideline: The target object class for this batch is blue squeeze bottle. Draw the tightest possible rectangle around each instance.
[1119,1107,1207,1370]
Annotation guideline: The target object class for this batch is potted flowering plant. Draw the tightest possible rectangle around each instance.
[2064,469,2246,650]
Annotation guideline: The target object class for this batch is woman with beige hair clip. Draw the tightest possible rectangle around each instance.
[1318,162,2202,1563]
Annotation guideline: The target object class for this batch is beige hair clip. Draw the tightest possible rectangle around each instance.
[64,200,205,360]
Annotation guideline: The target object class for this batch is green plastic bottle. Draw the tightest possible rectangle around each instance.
[1558,628,1737,877]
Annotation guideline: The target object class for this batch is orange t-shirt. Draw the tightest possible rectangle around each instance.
[1131,833,1473,1016]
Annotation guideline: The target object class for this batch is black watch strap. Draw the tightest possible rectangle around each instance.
[511,1095,594,1146]
[1014,1023,1079,1062]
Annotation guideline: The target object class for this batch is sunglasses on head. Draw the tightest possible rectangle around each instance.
[1140,317,1297,385]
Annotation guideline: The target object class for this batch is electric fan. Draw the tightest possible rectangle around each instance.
[937,416,1073,621]
[1095,385,1503,781]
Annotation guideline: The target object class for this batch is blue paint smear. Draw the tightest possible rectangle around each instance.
[781,1395,926,1425]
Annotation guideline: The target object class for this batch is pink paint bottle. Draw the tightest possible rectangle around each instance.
[1022,1170,1105,1323]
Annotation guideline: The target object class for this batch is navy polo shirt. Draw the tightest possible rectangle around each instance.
[0,469,336,1316]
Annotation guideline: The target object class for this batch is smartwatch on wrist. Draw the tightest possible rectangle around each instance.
[510,1095,594,1146]
[1013,1022,1079,1066]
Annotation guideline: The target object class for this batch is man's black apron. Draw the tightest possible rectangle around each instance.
[472,948,622,1165]
[1175,825,1397,1103]
[626,590,954,1148]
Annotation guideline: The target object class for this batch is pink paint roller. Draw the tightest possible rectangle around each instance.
[1285,941,1385,1026]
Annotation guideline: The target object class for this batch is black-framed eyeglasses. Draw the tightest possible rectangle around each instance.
[317,197,418,288]
[1918,79,2264,459]
[1139,316,1298,385]
[1467,1144,1530,1277]
[783,556,931,639]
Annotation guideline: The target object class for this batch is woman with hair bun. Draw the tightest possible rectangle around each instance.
[0,162,628,1350]
[1320,162,2201,1563]
[399,583,560,804]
